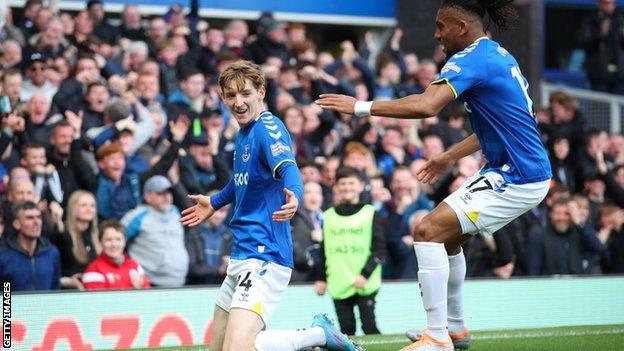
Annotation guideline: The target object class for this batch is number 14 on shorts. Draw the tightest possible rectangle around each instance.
[237,271,253,291]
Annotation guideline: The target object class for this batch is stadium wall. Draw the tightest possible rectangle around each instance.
[11,276,624,350]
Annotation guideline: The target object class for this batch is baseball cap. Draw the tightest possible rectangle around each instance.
[26,52,45,67]
[264,19,285,34]
[190,132,210,146]
[143,175,173,193]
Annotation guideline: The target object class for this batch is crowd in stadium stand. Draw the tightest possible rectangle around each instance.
[0,0,622,292]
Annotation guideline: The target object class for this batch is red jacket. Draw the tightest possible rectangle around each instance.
[83,253,151,290]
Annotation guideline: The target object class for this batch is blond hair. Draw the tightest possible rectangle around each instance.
[64,191,101,264]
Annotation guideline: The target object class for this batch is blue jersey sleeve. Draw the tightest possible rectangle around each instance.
[277,161,303,205]
[256,113,297,178]
[432,46,484,98]
[210,178,235,210]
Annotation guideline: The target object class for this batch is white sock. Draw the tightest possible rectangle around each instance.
[254,327,326,351]
[414,242,449,341]
[447,248,466,334]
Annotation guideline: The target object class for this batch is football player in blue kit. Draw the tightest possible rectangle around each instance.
[316,1,552,350]
[181,60,360,351]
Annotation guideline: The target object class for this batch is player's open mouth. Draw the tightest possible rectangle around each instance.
[235,108,248,115]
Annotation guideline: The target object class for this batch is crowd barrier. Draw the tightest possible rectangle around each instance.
[9,276,624,350]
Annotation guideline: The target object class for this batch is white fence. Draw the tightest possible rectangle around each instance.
[540,81,624,134]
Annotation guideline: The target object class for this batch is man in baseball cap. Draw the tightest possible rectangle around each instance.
[21,51,57,102]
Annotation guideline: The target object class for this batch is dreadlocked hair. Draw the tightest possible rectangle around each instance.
[442,0,519,31]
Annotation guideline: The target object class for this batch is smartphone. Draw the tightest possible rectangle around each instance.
[0,96,10,116]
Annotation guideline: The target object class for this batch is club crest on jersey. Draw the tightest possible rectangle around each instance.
[242,144,251,162]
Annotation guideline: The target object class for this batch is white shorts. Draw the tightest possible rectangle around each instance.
[444,171,550,236]
[214,258,292,324]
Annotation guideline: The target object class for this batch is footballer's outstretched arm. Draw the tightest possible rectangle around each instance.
[180,179,235,227]
[315,82,455,119]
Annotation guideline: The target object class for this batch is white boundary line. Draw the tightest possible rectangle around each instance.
[357,327,624,346]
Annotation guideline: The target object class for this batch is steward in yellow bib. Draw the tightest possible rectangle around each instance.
[313,167,385,335]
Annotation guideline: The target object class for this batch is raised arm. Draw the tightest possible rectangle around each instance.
[316,81,455,119]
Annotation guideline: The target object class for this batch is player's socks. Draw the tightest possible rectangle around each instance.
[254,327,326,351]
[447,248,466,335]
[414,242,449,341]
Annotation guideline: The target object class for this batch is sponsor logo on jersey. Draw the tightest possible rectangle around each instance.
[441,61,461,74]
[234,172,249,186]
[239,292,249,302]
[460,192,473,204]
[270,141,291,157]
[242,144,250,162]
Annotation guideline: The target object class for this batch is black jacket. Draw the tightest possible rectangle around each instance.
[48,139,98,205]
[290,208,320,282]
[578,10,624,81]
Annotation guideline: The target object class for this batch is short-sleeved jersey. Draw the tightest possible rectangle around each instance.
[433,37,552,184]
[229,111,297,268]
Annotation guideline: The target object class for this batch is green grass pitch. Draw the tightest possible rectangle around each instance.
[120,324,624,351]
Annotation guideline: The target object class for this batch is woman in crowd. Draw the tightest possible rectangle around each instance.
[53,190,100,290]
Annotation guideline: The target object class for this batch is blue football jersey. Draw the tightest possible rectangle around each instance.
[228,111,297,267]
[433,37,552,184]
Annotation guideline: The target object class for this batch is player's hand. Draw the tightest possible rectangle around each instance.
[180,194,215,227]
[314,281,327,295]
[416,153,455,184]
[272,188,298,222]
[315,94,356,115]
[353,275,367,289]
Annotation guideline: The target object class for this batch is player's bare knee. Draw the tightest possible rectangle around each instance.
[413,217,439,242]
